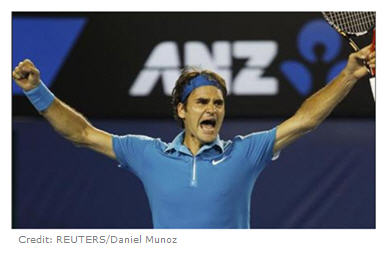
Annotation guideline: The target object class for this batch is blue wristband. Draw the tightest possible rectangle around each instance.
[23,81,55,112]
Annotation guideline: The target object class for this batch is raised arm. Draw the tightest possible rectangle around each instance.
[274,44,375,154]
[12,59,116,159]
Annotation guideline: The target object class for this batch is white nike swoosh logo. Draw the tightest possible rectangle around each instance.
[212,157,228,165]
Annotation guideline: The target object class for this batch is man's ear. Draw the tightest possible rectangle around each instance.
[177,102,186,119]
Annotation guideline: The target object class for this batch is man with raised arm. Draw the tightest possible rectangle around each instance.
[12,45,375,228]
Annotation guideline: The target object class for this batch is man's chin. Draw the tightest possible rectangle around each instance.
[195,125,220,144]
[199,133,218,144]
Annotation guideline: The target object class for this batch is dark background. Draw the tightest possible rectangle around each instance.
[12,12,375,228]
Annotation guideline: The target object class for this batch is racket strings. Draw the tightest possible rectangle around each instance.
[323,12,375,35]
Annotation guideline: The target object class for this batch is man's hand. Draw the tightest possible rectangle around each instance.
[344,44,376,81]
[12,59,41,91]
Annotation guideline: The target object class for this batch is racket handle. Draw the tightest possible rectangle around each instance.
[369,77,375,101]
[370,29,376,76]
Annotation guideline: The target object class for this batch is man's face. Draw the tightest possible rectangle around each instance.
[178,86,225,145]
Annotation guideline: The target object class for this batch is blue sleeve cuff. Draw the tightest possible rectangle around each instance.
[24,80,55,112]
[112,135,128,169]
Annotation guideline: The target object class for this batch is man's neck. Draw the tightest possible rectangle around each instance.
[183,134,202,156]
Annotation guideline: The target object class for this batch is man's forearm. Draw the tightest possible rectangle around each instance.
[295,70,358,130]
[41,98,93,145]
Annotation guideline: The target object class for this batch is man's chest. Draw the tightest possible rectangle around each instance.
[140,152,254,203]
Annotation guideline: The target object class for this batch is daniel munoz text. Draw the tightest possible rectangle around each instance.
[56,235,178,244]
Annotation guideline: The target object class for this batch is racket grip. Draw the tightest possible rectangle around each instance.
[370,29,376,76]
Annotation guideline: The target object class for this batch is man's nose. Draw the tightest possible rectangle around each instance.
[205,103,217,113]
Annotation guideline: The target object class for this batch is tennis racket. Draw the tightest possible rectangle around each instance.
[322,11,376,101]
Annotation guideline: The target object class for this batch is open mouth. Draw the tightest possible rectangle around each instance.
[200,119,217,134]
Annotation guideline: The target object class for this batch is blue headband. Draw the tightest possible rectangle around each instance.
[180,75,221,102]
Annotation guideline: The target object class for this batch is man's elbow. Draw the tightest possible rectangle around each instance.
[304,119,323,133]
[62,126,91,147]
[294,114,320,133]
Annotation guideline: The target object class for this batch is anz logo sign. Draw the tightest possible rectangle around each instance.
[281,19,347,96]
[12,17,345,98]
[130,19,346,97]
[129,41,278,96]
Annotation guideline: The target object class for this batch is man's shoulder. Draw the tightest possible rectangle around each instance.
[113,134,167,150]
[226,128,277,146]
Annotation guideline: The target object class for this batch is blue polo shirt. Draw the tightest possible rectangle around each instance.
[112,127,277,228]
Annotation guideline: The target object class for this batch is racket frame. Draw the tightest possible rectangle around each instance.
[322,12,376,101]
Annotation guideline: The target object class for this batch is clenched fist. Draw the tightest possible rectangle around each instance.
[12,59,41,91]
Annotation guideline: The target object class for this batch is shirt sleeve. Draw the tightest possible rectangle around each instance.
[238,127,278,171]
[112,134,155,177]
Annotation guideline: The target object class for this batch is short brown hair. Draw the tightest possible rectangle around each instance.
[171,66,227,128]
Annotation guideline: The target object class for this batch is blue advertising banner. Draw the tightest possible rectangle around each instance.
[12,12,375,118]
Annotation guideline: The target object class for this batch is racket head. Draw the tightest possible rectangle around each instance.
[322,12,375,36]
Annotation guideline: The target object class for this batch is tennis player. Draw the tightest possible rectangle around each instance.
[12,45,375,228]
